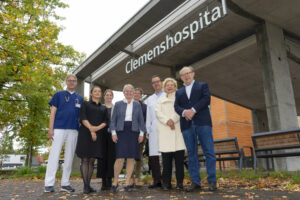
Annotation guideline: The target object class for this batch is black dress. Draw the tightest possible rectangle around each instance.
[76,100,108,158]
[97,107,116,178]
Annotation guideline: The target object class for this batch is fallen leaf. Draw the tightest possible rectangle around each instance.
[223,195,240,198]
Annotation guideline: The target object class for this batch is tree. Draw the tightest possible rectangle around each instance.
[0,129,15,168]
[0,0,85,167]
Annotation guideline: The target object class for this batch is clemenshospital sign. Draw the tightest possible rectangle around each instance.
[125,0,228,74]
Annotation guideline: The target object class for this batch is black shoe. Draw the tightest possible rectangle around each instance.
[124,185,133,192]
[186,182,201,192]
[61,185,75,193]
[44,186,55,193]
[162,184,171,191]
[83,186,90,194]
[101,184,108,191]
[148,182,162,189]
[176,184,184,190]
[89,186,96,193]
[110,185,118,193]
[208,181,217,191]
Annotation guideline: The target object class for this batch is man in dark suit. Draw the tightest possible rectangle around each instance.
[174,66,217,192]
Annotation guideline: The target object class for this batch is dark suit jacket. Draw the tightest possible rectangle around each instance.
[138,101,147,123]
[174,81,212,131]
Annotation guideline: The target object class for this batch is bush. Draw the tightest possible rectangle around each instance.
[16,166,32,175]
[37,166,46,173]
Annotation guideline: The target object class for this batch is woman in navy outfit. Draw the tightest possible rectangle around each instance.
[110,84,147,192]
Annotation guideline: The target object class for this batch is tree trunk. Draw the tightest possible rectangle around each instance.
[26,141,33,168]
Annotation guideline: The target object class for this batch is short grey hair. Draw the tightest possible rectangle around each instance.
[123,84,134,92]
[65,74,77,81]
[179,66,194,75]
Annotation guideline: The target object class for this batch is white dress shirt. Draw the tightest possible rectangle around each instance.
[112,98,144,136]
[185,80,195,99]
[124,98,133,121]
[182,80,196,117]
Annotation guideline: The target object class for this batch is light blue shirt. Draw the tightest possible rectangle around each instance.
[155,90,164,98]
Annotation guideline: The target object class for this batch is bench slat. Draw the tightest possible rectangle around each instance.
[215,141,238,153]
[254,132,300,149]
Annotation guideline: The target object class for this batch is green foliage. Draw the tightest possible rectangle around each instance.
[215,168,300,184]
[0,130,15,163]
[16,166,32,175]
[37,165,46,173]
[0,0,86,166]
[3,166,81,179]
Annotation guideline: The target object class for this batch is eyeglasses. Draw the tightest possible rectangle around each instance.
[180,71,193,77]
[124,91,133,94]
[152,80,161,84]
[67,80,77,83]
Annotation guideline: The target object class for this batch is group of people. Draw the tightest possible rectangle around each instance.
[44,66,217,194]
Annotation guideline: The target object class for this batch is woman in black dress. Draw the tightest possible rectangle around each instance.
[97,89,116,191]
[76,86,107,194]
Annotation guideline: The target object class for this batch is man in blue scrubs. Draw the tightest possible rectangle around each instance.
[44,74,83,193]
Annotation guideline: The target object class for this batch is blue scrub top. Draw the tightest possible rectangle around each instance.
[49,90,84,130]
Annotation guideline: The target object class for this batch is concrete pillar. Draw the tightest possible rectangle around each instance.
[76,78,85,97]
[72,78,85,173]
[252,109,269,133]
[256,21,299,171]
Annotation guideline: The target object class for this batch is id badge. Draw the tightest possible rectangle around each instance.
[75,103,81,108]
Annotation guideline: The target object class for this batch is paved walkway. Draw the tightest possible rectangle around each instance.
[0,178,299,200]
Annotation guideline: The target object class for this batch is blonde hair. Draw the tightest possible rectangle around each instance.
[163,78,177,89]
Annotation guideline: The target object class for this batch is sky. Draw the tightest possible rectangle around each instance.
[57,0,150,102]
[9,0,150,153]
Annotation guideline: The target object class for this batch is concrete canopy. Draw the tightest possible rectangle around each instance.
[74,0,300,114]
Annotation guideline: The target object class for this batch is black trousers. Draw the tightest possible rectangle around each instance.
[161,150,185,186]
[97,130,115,178]
[149,155,162,183]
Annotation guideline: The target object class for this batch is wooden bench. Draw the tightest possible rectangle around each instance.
[184,137,253,171]
[251,128,300,173]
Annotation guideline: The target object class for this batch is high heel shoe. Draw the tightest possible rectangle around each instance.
[110,185,118,193]
[124,185,132,192]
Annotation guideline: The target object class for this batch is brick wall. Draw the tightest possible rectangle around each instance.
[210,96,254,167]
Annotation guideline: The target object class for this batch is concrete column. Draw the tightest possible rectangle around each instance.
[252,109,269,133]
[256,21,299,171]
[72,78,85,173]
[76,78,85,97]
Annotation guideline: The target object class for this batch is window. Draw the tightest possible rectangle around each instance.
[4,157,10,162]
